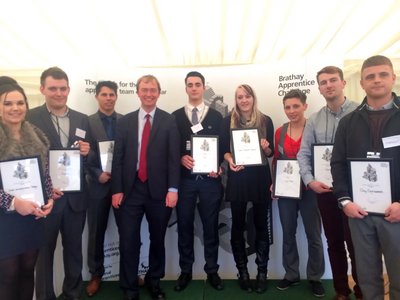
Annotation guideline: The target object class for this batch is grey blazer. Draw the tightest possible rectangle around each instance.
[86,111,123,199]
[26,104,93,213]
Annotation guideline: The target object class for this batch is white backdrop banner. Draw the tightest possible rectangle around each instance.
[52,55,343,294]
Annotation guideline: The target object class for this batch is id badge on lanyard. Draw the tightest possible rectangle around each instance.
[367,151,380,158]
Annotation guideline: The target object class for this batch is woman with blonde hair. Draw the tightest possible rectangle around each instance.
[220,84,274,293]
[0,83,54,300]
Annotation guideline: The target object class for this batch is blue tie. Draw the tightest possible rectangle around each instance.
[106,116,114,139]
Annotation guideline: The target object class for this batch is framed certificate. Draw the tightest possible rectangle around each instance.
[191,135,219,174]
[49,148,83,192]
[273,158,302,199]
[348,158,394,215]
[0,155,47,213]
[312,143,334,187]
[98,139,115,173]
[231,127,264,166]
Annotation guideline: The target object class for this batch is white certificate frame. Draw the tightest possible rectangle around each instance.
[348,158,394,216]
[312,143,334,188]
[273,158,302,199]
[191,135,219,174]
[49,148,83,193]
[231,127,264,167]
[0,155,47,213]
[98,139,115,173]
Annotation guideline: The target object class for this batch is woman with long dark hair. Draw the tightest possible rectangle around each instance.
[220,84,274,293]
[0,83,54,300]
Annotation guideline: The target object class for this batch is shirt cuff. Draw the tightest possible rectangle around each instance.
[303,174,315,187]
[168,188,178,193]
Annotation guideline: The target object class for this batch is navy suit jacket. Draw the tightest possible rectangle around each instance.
[86,111,123,200]
[27,104,93,213]
[111,107,180,202]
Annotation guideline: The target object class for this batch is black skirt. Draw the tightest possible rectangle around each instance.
[0,210,44,260]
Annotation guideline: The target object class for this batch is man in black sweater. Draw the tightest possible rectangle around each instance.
[172,71,224,292]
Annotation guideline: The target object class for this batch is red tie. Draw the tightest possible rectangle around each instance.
[138,114,151,182]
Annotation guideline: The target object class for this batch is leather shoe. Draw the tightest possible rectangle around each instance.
[86,276,101,296]
[148,284,166,300]
[332,294,351,300]
[174,272,192,291]
[207,273,224,290]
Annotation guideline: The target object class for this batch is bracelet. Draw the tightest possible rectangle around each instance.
[9,197,16,211]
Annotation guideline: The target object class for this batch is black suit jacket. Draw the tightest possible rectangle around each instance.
[111,108,180,202]
[27,104,93,213]
[86,111,123,199]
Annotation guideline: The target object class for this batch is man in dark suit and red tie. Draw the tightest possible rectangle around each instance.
[111,75,180,300]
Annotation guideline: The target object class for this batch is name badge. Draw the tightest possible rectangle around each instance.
[382,135,400,149]
[191,123,203,134]
[367,151,380,158]
[75,128,86,139]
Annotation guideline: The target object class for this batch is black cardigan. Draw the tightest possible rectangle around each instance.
[172,106,223,179]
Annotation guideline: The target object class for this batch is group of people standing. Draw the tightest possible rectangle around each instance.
[0,55,398,300]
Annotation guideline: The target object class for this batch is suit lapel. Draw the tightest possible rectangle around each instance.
[39,104,63,148]
[131,110,139,163]
[148,108,162,147]
[92,113,108,140]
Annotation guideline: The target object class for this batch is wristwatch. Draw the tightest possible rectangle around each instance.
[338,199,351,209]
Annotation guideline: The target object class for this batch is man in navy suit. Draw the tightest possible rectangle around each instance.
[111,75,180,300]
[27,67,92,300]
[86,81,124,296]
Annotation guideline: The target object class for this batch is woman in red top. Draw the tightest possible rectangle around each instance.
[272,89,325,295]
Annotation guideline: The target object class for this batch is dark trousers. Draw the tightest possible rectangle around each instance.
[316,193,362,298]
[87,191,112,278]
[35,201,86,300]
[117,177,172,299]
[176,178,223,274]
[230,201,270,242]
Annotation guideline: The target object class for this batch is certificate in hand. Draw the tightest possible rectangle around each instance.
[231,127,264,166]
[312,143,334,187]
[49,149,83,192]
[273,158,302,199]
[348,158,394,215]
[191,135,219,174]
[0,155,47,213]
[98,140,115,173]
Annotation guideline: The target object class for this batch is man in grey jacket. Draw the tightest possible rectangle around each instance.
[86,81,123,296]
[297,66,362,300]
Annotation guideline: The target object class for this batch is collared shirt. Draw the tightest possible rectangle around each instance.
[184,102,209,125]
[98,110,117,139]
[136,107,178,193]
[297,97,360,186]
[137,107,156,171]
[364,97,394,111]
[46,105,70,148]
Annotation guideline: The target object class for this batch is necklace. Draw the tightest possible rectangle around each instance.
[289,119,306,156]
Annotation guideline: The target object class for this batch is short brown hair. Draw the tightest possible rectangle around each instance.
[283,89,307,105]
[40,67,69,87]
[136,75,161,92]
[316,66,344,84]
[361,55,393,72]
